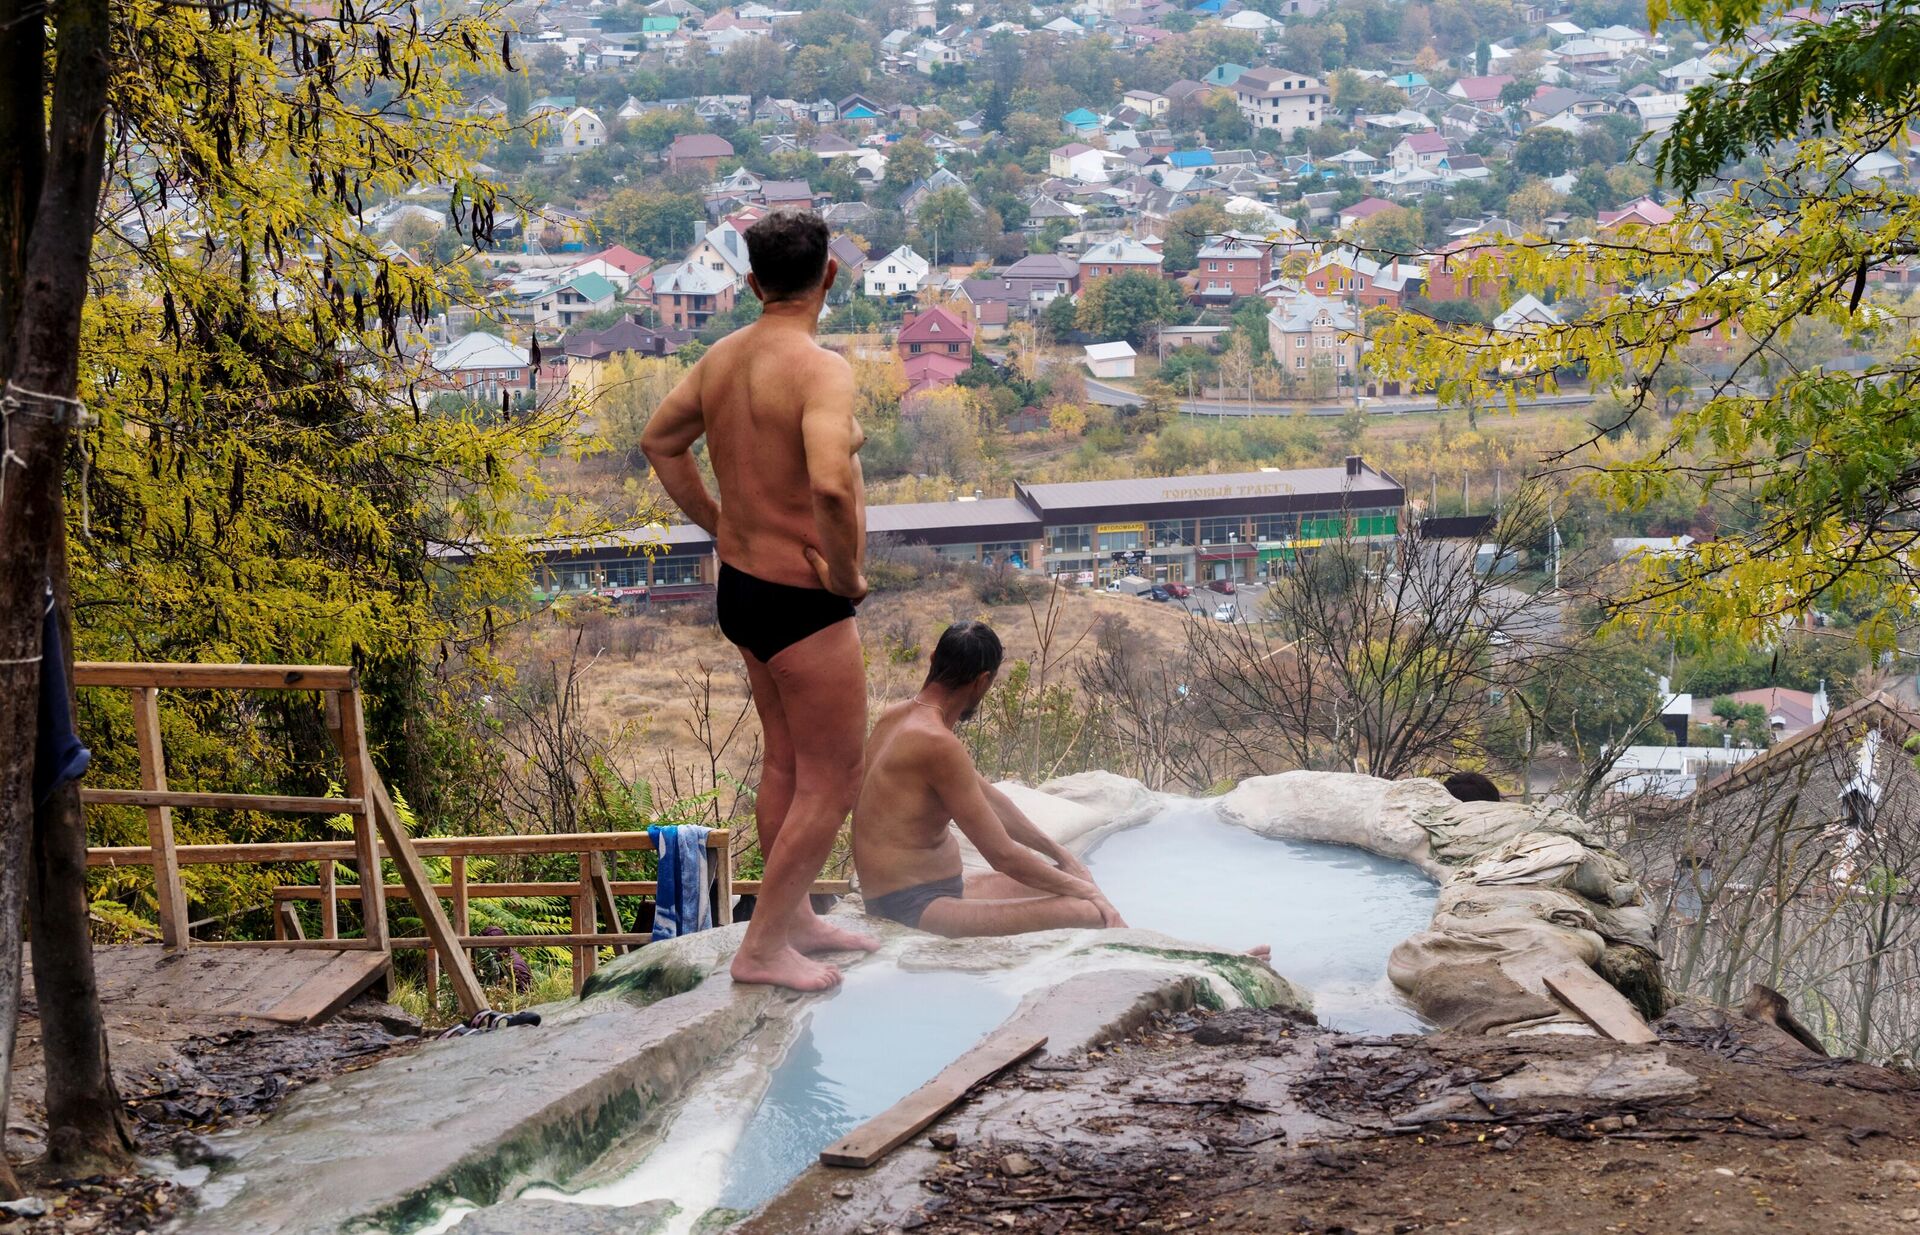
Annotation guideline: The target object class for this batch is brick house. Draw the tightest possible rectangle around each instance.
[1187,237,1270,303]
[896,305,974,394]
[666,133,736,175]
[653,262,736,330]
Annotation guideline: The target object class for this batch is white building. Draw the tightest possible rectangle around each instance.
[1233,68,1329,139]
[555,107,607,153]
[864,245,930,297]
[1082,340,1137,379]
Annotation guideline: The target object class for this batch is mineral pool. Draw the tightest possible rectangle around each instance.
[1084,802,1438,1033]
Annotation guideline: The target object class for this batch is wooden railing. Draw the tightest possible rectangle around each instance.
[75,663,830,1013]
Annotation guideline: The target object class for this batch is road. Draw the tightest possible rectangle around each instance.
[1079,375,1597,419]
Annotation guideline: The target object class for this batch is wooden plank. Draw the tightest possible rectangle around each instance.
[88,829,727,868]
[333,689,388,951]
[369,775,486,1017]
[716,833,735,927]
[590,854,627,956]
[1543,965,1659,1044]
[274,901,306,941]
[73,662,357,690]
[262,951,391,1026]
[820,1031,1047,1169]
[268,878,852,901]
[132,687,190,950]
[82,789,362,814]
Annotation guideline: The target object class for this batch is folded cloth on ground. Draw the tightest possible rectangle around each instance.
[648,823,712,941]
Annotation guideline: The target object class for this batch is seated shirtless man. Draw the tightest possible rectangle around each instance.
[852,622,1129,936]
[642,209,878,990]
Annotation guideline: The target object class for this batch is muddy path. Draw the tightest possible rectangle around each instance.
[765,1005,1920,1235]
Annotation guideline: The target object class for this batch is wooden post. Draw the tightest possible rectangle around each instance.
[572,852,598,992]
[367,776,486,1017]
[450,855,469,935]
[131,687,189,949]
[713,829,735,927]
[330,689,388,951]
[274,901,305,941]
[318,858,338,940]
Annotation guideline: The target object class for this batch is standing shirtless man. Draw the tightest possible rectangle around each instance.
[642,209,878,990]
[853,622,1130,936]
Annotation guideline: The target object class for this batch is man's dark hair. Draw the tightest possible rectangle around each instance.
[743,209,830,299]
[926,621,1003,690]
[1443,771,1502,803]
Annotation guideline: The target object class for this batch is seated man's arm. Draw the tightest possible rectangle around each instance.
[640,362,719,535]
[979,778,1094,881]
[931,741,1101,903]
[799,355,867,600]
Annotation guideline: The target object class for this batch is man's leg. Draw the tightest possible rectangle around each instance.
[916,893,1105,939]
[729,619,874,990]
[962,871,1054,901]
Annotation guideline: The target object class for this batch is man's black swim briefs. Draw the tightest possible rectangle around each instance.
[715,562,857,664]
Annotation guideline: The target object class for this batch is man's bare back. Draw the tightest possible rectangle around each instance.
[690,326,866,589]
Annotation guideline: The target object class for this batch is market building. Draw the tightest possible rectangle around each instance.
[458,459,1404,604]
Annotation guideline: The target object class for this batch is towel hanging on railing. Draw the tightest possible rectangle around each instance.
[647,823,713,941]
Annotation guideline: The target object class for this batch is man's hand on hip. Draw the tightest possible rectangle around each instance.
[804,546,868,602]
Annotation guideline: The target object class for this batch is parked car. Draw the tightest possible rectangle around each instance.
[1146,587,1172,602]
[1206,578,1237,595]
[1213,603,1237,622]
[1165,582,1192,599]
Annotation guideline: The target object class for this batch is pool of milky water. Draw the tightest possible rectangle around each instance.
[503,966,1020,1231]
[1083,803,1438,1034]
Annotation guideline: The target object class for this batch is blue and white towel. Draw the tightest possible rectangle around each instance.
[648,824,713,941]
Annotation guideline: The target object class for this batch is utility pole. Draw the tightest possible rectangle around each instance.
[1464,471,1471,514]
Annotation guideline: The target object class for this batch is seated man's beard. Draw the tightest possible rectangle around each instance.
[959,701,980,724]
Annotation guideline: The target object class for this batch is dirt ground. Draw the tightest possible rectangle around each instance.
[2,997,420,1234]
[856,1005,1920,1235]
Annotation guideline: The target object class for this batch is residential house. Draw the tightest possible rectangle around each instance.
[1390,132,1454,176]
[1203,63,1250,89]
[1490,293,1564,372]
[1122,89,1171,118]
[1627,92,1686,133]
[836,93,885,124]
[525,204,593,252]
[758,180,817,209]
[429,332,532,399]
[1660,53,1730,90]
[1423,233,1510,302]
[551,107,607,154]
[560,318,687,398]
[1265,295,1361,386]
[1062,106,1103,133]
[1078,236,1165,279]
[1337,196,1400,232]
[666,133,736,174]
[865,245,931,297]
[534,271,620,329]
[896,305,974,394]
[1527,86,1611,128]
[1448,74,1515,108]
[827,235,867,292]
[1050,142,1118,182]
[1188,237,1270,303]
[1599,196,1675,231]
[1303,248,1422,307]
[1233,67,1329,138]
[1690,686,1831,743]
[652,263,736,330]
[684,223,753,290]
[1001,252,1082,294]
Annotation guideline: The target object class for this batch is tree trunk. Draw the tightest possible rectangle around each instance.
[1,0,124,1179]
[0,0,50,1195]
[29,529,133,1171]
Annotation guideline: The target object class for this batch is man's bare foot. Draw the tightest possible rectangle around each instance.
[1245,944,1272,961]
[789,910,881,955]
[730,945,844,991]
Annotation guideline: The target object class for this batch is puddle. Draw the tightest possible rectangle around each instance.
[508,965,1019,1231]
[1084,802,1437,1033]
